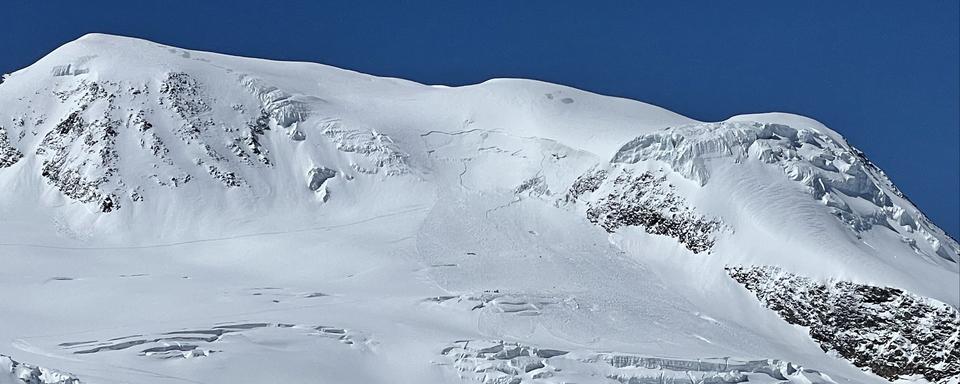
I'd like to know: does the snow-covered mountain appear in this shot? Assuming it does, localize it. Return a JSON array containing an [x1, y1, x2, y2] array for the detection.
[[0, 34, 956, 384]]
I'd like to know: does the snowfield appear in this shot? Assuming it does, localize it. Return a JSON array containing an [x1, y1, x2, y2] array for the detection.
[[0, 34, 957, 384]]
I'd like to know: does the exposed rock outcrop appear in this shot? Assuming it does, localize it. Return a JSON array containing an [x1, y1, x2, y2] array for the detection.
[[728, 265, 960, 383], [564, 167, 724, 254], [0, 126, 23, 168]]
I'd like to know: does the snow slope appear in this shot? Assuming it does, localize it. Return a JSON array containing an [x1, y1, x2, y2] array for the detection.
[[0, 34, 956, 384]]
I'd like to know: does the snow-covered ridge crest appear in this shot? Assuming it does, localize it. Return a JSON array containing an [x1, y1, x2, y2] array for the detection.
[[613, 121, 959, 264]]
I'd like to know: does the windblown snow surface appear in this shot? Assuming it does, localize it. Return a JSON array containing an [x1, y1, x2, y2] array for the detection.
[[0, 34, 957, 384]]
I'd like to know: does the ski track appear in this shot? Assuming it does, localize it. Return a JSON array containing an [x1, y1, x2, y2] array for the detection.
[[0, 205, 429, 251]]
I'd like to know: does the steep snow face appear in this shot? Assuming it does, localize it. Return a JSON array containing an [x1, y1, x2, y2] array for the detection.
[[612, 121, 958, 266], [0, 33, 692, 242], [0, 34, 957, 384]]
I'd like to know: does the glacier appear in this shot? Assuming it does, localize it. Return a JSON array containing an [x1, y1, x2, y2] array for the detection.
[[0, 34, 956, 384]]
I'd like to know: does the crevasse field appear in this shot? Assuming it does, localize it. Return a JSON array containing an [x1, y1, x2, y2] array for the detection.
[[0, 34, 957, 384]]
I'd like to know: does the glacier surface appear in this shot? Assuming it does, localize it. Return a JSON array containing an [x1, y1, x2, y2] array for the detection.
[[0, 34, 957, 384]]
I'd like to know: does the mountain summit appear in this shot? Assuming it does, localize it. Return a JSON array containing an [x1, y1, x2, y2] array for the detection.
[[0, 34, 957, 384]]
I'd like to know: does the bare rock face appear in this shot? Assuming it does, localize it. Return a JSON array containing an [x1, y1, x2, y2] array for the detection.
[[0, 64, 318, 213], [307, 167, 337, 201], [563, 167, 724, 254], [0, 126, 23, 168], [306, 167, 336, 192], [728, 265, 960, 383], [37, 97, 122, 213]]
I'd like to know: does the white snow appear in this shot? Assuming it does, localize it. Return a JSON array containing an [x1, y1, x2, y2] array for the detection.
[[0, 33, 956, 384]]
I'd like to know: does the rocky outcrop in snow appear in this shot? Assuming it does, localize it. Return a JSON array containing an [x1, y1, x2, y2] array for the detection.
[[306, 167, 336, 192], [727, 265, 960, 383], [564, 167, 724, 254], [307, 166, 337, 201], [0, 34, 956, 384], [38, 82, 122, 212], [0, 126, 23, 168], [0, 63, 415, 212], [613, 121, 959, 263]]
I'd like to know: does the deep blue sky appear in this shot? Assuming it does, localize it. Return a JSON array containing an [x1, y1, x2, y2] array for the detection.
[[2, 1, 958, 237]]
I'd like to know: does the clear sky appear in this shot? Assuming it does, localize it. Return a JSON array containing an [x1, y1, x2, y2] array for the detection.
[[2, 1, 957, 237]]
